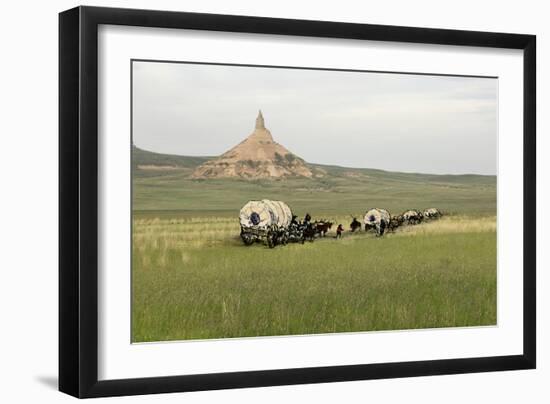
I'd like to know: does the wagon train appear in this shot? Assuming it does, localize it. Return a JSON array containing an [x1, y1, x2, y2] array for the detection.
[[240, 199, 443, 246]]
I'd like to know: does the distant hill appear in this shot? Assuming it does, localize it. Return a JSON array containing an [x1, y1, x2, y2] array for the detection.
[[134, 110, 496, 186], [132, 141, 496, 215], [133, 145, 210, 168], [191, 111, 314, 179], [132, 146, 496, 185], [132, 145, 210, 178], [133, 144, 495, 186]]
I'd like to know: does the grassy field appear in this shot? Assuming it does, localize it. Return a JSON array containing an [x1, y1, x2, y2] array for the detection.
[[131, 148, 497, 342], [132, 148, 496, 217], [132, 215, 496, 342]]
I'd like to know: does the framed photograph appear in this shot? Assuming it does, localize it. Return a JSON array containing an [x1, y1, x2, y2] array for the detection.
[[59, 6, 536, 398]]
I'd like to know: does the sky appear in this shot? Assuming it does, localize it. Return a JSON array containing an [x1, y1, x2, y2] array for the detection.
[[132, 60, 497, 175]]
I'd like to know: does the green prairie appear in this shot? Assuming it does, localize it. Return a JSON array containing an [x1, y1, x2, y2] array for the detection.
[[131, 149, 497, 342]]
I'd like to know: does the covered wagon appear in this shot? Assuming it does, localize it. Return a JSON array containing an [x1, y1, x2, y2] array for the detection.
[[239, 200, 293, 247], [402, 209, 423, 225], [423, 207, 442, 219], [364, 208, 391, 236]]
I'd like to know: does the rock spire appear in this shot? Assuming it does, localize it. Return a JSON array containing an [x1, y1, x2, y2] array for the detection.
[[191, 111, 313, 179]]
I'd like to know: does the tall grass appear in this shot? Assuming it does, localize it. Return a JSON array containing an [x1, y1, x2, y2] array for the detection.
[[132, 215, 496, 342]]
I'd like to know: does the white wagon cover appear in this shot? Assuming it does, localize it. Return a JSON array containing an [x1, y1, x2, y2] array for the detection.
[[403, 209, 421, 220], [239, 200, 293, 228], [364, 208, 390, 224], [423, 208, 440, 216]]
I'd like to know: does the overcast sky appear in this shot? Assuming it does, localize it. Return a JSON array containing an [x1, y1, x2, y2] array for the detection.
[[132, 61, 497, 175]]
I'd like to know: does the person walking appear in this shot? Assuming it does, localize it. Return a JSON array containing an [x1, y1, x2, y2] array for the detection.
[[336, 224, 344, 239]]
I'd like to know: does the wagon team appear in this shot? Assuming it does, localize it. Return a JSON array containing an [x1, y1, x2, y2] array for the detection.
[[239, 199, 442, 248]]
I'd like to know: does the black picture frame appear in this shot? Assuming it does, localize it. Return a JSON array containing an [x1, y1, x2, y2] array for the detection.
[[59, 6, 536, 398]]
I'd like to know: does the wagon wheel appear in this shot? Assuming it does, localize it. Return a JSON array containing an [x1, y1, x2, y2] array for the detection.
[[240, 232, 255, 246], [241, 234, 254, 246], [267, 234, 276, 248]]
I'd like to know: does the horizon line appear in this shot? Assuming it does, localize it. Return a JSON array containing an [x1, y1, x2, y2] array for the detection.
[[133, 144, 497, 177]]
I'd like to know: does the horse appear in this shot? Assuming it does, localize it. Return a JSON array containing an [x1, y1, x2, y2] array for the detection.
[[301, 222, 316, 243], [315, 221, 333, 237], [350, 217, 361, 232]]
